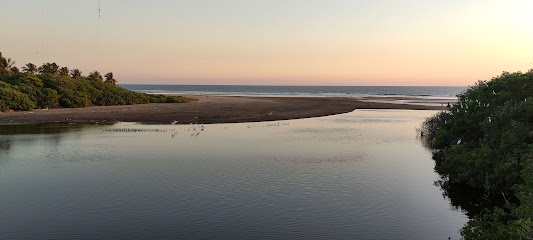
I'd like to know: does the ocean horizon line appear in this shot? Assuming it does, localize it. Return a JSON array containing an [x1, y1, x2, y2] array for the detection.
[[121, 85, 467, 98], [120, 83, 468, 87]]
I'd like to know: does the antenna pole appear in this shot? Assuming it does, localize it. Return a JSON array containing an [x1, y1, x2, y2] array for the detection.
[[98, 0, 101, 18], [94, 0, 102, 71]]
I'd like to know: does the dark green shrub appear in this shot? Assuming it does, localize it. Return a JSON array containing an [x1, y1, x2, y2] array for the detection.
[[423, 70, 533, 239], [1, 51, 194, 110], [0, 87, 35, 111]]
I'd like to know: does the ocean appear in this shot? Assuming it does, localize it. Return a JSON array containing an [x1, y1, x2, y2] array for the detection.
[[121, 85, 466, 98]]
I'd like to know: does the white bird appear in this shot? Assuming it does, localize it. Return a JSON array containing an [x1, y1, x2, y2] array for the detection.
[[457, 139, 462, 145], [171, 120, 178, 125], [488, 117, 491, 122], [493, 90, 496, 95], [525, 98, 527, 102]]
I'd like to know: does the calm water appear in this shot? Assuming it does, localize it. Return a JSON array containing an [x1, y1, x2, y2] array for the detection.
[[0, 110, 467, 239], [122, 85, 467, 98]]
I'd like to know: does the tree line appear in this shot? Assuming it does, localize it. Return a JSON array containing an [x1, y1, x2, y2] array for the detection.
[[422, 70, 533, 239], [0, 51, 192, 112]]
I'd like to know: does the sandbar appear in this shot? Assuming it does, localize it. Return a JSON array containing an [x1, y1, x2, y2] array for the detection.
[[0, 95, 452, 124]]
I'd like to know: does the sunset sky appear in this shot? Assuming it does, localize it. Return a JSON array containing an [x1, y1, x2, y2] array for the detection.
[[2, 0, 532, 86]]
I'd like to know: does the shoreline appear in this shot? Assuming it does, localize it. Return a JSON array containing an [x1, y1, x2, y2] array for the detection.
[[0, 95, 453, 125]]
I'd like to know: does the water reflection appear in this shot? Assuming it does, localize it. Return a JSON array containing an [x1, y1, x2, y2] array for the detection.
[[0, 110, 468, 239], [418, 131, 509, 219], [0, 122, 108, 135], [0, 139, 11, 168], [434, 177, 498, 218], [0, 139, 11, 152]]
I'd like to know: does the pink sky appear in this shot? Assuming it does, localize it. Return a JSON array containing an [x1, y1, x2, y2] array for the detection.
[[2, 0, 533, 86]]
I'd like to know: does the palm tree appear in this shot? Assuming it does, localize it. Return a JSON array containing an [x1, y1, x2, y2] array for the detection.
[[0, 51, 8, 74], [0, 51, 16, 75], [104, 72, 117, 85], [22, 63, 38, 75], [70, 69, 82, 79], [38, 62, 59, 75], [58, 67, 69, 76], [11, 66, 20, 74], [87, 71, 103, 82]]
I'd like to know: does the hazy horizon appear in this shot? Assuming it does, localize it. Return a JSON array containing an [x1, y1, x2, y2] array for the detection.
[[2, 0, 532, 86], [120, 83, 468, 87]]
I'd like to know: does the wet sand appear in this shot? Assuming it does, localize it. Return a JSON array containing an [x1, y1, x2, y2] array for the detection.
[[0, 96, 451, 124]]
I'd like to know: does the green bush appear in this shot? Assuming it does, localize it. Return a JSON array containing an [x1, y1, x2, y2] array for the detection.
[[146, 94, 192, 103], [0, 71, 192, 111], [0, 51, 194, 112], [423, 70, 533, 239], [431, 71, 533, 193], [0, 86, 35, 111]]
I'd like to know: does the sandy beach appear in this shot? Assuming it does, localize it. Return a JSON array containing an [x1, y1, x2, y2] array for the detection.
[[0, 95, 452, 124]]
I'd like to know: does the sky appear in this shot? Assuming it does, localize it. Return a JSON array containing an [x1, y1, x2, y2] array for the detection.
[[1, 0, 532, 86]]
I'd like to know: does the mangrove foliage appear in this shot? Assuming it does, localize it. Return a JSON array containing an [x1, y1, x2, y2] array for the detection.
[[423, 70, 533, 239]]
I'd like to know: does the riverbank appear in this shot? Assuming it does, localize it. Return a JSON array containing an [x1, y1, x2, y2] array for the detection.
[[0, 95, 452, 124]]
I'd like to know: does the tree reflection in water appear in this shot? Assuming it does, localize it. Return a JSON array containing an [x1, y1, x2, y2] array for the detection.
[[419, 135, 512, 220], [0, 122, 111, 135], [0, 122, 114, 169], [0, 139, 12, 167]]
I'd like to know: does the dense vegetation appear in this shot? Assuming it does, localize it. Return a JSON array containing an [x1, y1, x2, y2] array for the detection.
[[422, 70, 533, 239], [0, 51, 192, 112]]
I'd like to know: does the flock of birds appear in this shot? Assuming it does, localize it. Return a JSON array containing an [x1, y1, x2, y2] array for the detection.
[[454, 94, 496, 146], [247, 122, 290, 128], [454, 91, 529, 146], [104, 128, 170, 133], [103, 121, 291, 138], [104, 123, 205, 137], [458, 98, 490, 113]]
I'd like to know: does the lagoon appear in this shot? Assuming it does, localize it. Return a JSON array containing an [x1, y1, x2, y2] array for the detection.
[[0, 110, 466, 239]]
